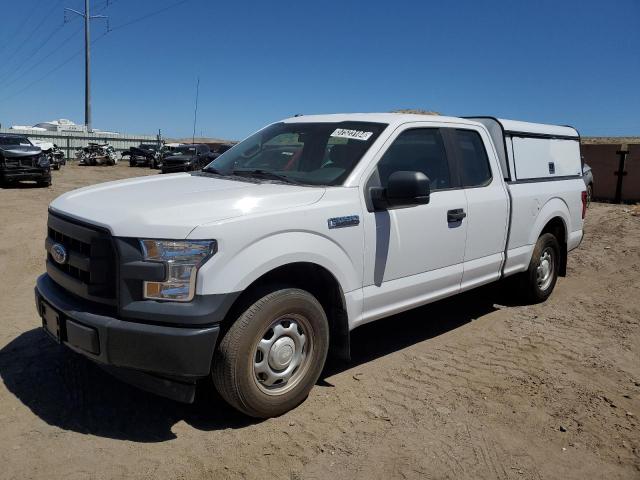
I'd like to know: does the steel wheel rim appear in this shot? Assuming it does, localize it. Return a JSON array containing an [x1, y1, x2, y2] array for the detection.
[[252, 313, 314, 395], [536, 247, 554, 291]]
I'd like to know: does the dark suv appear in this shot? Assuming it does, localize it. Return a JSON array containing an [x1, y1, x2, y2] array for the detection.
[[160, 144, 215, 174], [122, 143, 162, 168], [0, 133, 51, 187]]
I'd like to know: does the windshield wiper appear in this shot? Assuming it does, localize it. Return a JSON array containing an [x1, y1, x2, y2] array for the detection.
[[232, 169, 301, 185], [202, 166, 227, 175]]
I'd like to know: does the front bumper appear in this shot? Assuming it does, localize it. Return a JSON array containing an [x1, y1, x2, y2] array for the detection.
[[1, 167, 50, 182], [35, 273, 223, 402]]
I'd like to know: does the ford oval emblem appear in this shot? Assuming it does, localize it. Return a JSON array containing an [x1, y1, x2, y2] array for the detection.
[[51, 243, 68, 265]]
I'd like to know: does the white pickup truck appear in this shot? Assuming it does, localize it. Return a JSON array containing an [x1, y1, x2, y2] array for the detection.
[[35, 113, 587, 417]]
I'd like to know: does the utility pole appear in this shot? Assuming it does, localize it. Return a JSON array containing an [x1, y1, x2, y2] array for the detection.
[[65, 1, 107, 132]]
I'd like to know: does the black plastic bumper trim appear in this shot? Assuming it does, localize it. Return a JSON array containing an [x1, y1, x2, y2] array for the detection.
[[36, 273, 228, 378]]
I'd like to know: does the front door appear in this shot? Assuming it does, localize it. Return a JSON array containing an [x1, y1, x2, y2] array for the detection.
[[360, 126, 468, 325]]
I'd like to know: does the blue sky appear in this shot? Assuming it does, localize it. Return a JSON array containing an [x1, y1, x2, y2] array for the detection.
[[0, 0, 638, 140]]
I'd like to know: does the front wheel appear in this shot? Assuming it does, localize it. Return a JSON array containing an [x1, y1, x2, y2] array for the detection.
[[519, 233, 560, 303], [586, 183, 593, 208], [213, 287, 329, 418]]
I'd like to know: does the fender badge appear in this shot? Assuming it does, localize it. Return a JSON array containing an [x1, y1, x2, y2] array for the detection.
[[328, 215, 360, 229]]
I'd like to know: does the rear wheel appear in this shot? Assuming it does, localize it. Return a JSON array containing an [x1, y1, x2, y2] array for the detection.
[[519, 233, 560, 303], [213, 287, 329, 418]]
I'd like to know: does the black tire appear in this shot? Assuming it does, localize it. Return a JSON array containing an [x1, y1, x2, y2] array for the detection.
[[52, 163, 60, 171], [129, 159, 136, 167], [37, 178, 51, 188], [586, 183, 593, 208], [213, 287, 329, 418], [519, 233, 560, 303]]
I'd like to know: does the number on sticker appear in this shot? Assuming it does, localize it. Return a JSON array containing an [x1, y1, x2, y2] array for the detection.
[[330, 129, 373, 141]]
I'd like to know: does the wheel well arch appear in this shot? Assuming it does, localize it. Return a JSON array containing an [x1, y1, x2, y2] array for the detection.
[[220, 262, 351, 360], [539, 216, 568, 276]]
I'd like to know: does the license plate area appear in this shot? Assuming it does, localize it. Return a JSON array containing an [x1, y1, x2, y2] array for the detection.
[[40, 300, 64, 343]]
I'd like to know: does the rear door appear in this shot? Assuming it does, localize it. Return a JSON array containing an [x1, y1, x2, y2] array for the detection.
[[445, 128, 509, 290]]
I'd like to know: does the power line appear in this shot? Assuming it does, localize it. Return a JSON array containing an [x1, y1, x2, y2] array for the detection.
[[1, 0, 197, 105], [0, 31, 109, 104], [0, 24, 84, 89], [1, 0, 65, 66], [0, 0, 44, 54], [108, 0, 194, 32], [0, 21, 76, 85]]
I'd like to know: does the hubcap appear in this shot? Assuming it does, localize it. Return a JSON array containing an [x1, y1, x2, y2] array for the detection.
[[253, 314, 313, 395], [268, 337, 295, 370], [536, 248, 554, 291]]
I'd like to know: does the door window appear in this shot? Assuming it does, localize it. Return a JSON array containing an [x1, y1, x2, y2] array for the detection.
[[376, 128, 452, 191], [453, 129, 492, 187]]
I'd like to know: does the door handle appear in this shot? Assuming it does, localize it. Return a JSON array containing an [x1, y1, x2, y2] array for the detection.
[[447, 208, 466, 222]]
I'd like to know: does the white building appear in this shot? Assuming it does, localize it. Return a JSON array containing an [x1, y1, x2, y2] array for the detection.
[[10, 118, 119, 135]]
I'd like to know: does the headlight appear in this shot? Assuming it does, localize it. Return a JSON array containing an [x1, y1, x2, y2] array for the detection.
[[140, 239, 217, 302], [38, 154, 50, 167]]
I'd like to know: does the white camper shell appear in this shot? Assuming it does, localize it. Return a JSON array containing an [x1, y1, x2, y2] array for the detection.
[[467, 117, 582, 182]]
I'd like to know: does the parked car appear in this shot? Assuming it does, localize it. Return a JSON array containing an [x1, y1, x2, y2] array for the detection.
[[121, 143, 162, 168], [0, 133, 51, 187], [153, 143, 183, 170], [209, 143, 235, 158], [160, 144, 214, 173], [35, 113, 586, 418], [76, 143, 117, 166], [582, 162, 593, 207], [32, 140, 66, 170]]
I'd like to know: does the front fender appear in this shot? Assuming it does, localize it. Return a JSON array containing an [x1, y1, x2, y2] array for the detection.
[[197, 231, 359, 296]]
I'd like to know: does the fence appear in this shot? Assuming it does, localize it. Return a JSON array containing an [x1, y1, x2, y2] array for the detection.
[[581, 143, 640, 203], [0, 128, 159, 160]]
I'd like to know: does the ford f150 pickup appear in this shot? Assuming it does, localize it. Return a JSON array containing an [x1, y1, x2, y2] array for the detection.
[[35, 113, 586, 417]]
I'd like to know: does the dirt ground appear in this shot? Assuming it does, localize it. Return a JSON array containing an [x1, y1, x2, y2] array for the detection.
[[0, 164, 638, 480]]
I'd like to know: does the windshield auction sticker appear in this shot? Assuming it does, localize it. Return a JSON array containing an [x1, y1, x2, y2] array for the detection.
[[330, 129, 373, 141]]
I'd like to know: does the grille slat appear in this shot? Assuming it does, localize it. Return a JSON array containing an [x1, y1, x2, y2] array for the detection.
[[46, 213, 116, 304]]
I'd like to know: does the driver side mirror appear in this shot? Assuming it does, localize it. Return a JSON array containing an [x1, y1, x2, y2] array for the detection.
[[370, 170, 430, 210]]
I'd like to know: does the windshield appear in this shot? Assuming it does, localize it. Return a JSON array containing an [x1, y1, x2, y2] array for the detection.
[[204, 121, 387, 186], [171, 146, 197, 155], [0, 136, 33, 147]]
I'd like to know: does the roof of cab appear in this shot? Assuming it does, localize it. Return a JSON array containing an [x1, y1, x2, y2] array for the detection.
[[282, 113, 579, 138], [282, 112, 482, 128]]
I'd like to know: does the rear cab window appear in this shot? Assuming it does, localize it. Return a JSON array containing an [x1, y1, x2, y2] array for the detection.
[[451, 129, 493, 187]]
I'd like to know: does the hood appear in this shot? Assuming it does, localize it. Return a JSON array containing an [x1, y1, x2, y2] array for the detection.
[[49, 173, 326, 238], [0, 145, 42, 158]]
